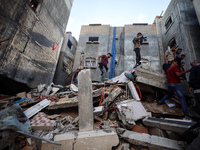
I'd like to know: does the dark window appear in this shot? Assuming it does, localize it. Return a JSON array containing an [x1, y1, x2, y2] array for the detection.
[[30, 0, 40, 11], [165, 16, 172, 29], [168, 37, 176, 48], [67, 40, 72, 49], [89, 37, 99, 42]]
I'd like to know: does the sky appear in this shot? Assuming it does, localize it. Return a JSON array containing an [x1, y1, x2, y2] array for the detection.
[[66, 0, 171, 40]]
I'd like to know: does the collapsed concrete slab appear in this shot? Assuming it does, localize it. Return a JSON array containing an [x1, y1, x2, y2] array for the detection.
[[41, 130, 119, 150], [107, 71, 129, 83], [117, 100, 149, 124], [135, 68, 167, 89], [47, 97, 78, 110], [142, 102, 184, 116], [143, 117, 194, 133], [116, 128, 186, 150]]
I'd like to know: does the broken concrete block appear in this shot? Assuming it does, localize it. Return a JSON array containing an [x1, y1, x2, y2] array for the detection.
[[148, 127, 167, 138], [24, 99, 51, 118], [101, 86, 123, 106], [143, 117, 194, 133], [135, 68, 167, 89], [94, 106, 104, 114], [117, 100, 149, 123], [47, 97, 78, 110], [78, 69, 94, 132], [42, 130, 119, 150], [128, 81, 140, 101], [116, 128, 186, 150]]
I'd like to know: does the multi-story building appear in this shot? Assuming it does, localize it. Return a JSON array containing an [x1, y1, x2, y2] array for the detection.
[[73, 0, 200, 82], [0, 0, 74, 88], [191, 0, 200, 25], [73, 24, 161, 82], [157, 0, 200, 70], [53, 32, 77, 85]]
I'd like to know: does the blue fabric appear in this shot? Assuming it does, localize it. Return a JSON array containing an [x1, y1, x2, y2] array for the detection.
[[110, 27, 116, 79], [73, 78, 78, 84], [101, 66, 106, 82], [160, 83, 188, 116]]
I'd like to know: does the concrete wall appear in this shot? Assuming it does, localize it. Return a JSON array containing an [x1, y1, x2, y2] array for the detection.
[[160, 0, 200, 70], [192, 0, 200, 25], [73, 25, 111, 82], [53, 32, 77, 85], [124, 24, 161, 72], [0, 0, 73, 88]]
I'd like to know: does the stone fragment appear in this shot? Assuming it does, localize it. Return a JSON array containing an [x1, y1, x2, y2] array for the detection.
[[116, 128, 186, 150]]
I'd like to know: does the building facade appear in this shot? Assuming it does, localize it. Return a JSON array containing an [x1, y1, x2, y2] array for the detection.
[[53, 32, 77, 85], [191, 0, 200, 25], [73, 0, 200, 82], [0, 0, 73, 88], [157, 0, 200, 70], [73, 24, 161, 82]]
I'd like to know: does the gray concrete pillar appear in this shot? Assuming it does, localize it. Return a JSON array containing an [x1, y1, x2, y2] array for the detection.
[[78, 69, 94, 131]]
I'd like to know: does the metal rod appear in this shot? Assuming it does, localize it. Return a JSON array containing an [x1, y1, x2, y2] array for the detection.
[[16, 131, 62, 146]]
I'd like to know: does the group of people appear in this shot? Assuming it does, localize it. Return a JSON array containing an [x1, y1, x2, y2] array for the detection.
[[159, 45, 200, 118], [68, 32, 200, 118]]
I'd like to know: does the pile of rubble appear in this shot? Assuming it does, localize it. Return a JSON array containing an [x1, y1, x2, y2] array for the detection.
[[0, 67, 200, 150]]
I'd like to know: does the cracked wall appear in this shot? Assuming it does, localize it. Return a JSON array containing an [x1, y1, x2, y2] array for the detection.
[[0, 0, 73, 88]]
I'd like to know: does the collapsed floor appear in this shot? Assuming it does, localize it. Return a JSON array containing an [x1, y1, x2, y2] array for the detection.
[[0, 67, 200, 150]]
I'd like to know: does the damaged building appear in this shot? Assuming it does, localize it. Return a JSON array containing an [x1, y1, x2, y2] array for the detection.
[[0, 0, 200, 150], [73, 0, 200, 82], [0, 0, 74, 90]]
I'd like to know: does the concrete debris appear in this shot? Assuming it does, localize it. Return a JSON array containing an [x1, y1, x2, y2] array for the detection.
[[143, 117, 194, 133], [42, 130, 119, 150], [116, 128, 186, 150], [135, 67, 167, 89], [24, 99, 51, 118], [117, 100, 149, 124], [0, 68, 199, 150]]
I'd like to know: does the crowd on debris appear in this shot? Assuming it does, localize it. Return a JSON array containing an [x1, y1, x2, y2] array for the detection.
[[0, 32, 200, 150], [0, 62, 200, 150]]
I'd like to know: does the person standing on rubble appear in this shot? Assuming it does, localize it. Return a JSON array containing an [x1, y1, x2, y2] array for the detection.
[[189, 60, 200, 114], [98, 53, 112, 82], [68, 69, 81, 84], [158, 60, 190, 117], [132, 32, 143, 68]]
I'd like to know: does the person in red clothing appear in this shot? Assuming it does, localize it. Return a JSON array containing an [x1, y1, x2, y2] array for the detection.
[[98, 53, 112, 82], [158, 60, 190, 117]]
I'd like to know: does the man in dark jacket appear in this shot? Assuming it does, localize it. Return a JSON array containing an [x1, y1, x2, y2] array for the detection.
[[189, 60, 200, 114]]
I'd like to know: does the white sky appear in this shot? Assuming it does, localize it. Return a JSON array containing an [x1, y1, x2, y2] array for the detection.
[[66, 0, 171, 40]]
